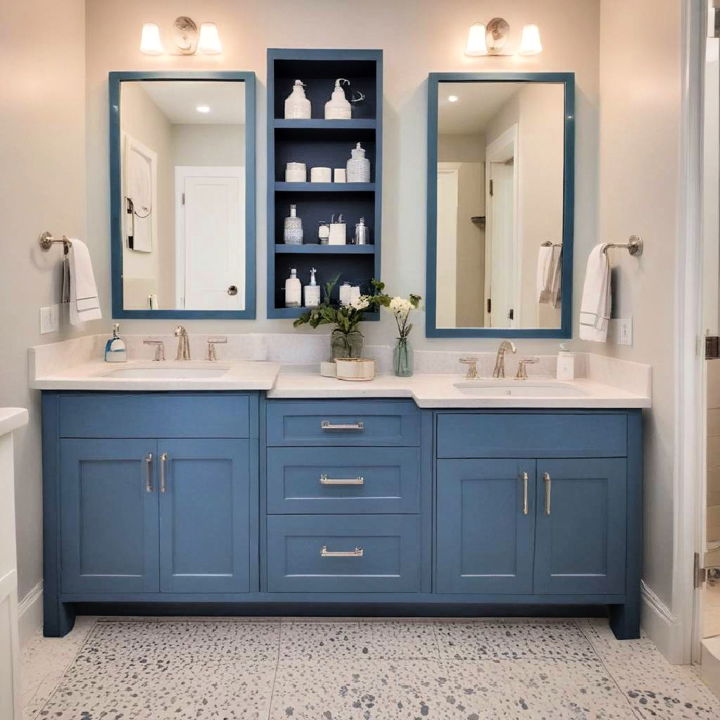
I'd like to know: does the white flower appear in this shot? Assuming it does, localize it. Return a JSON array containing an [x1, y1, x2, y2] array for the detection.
[[389, 296, 412, 317], [350, 295, 370, 311]]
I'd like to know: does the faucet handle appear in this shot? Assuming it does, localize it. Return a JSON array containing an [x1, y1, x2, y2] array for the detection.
[[207, 336, 228, 361], [515, 356, 540, 380], [459, 357, 479, 379]]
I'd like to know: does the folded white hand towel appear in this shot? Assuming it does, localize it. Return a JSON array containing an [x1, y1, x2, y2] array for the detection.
[[579, 244, 610, 342], [537, 245, 563, 306], [68, 239, 102, 326]]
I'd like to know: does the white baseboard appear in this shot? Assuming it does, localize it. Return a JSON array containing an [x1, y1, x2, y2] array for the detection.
[[641, 580, 686, 663], [18, 582, 43, 648]]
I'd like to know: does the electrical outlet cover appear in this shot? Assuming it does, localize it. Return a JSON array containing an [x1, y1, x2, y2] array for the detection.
[[39, 304, 60, 334]]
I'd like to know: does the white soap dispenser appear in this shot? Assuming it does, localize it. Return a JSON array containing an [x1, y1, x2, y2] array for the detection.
[[304, 267, 321, 308], [284, 268, 302, 308], [104, 323, 127, 363], [556, 344, 576, 380], [346, 142, 371, 183], [325, 78, 352, 120], [284, 80, 311, 119]]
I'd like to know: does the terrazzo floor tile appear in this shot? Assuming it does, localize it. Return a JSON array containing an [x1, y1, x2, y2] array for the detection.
[[435, 618, 598, 662]]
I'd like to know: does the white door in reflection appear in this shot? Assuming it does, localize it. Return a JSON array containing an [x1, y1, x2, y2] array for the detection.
[[485, 125, 519, 328], [175, 167, 245, 310]]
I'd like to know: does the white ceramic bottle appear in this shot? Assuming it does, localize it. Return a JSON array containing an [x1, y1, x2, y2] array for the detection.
[[324, 78, 352, 119], [285, 268, 302, 308], [284, 80, 311, 119], [346, 143, 370, 183], [304, 267, 320, 308], [283, 204, 304, 244]]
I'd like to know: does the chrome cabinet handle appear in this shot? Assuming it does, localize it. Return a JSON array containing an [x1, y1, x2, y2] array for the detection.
[[543, 472, 552, 515], [320, 474, 365, 486], [320, 546, 364, 558], [521, 471, 529, 515], [320, 420, 365, 432], [160, 452, 168, 493], [144, 453, 153, 492]]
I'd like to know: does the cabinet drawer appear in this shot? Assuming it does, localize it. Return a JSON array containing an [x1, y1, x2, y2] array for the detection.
[[266, 400, 420, 446], [267, 447, 420, 514], [266, 515, 422, 592], [437, 413, 627, 458], [58, 393, 251, 439]]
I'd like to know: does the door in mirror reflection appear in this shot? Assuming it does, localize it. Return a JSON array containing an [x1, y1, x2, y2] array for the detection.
[[435, 81, 566, 330], [119, 80, 246, 311]]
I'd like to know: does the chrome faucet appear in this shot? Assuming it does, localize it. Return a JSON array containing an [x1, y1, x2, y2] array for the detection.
[[207, 337, 227, 361], [459, 357, 479, 379], [174, 326, 191, 360], [492, 340, 517, 378], [515, 357, 539, 380], [143, 339, 166, 361]]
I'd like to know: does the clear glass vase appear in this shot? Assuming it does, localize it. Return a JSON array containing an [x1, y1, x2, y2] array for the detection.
[[393, 337, 413, 377], [331, 329, 364, 359]]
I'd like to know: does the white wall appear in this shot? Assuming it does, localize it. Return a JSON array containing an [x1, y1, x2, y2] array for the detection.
[[85, 0, 600, 349], [590, 0, 682, 614], [0, 0, 94, 602]]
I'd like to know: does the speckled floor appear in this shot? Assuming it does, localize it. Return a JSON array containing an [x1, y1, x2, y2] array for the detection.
[[21, 616, 720, 719]]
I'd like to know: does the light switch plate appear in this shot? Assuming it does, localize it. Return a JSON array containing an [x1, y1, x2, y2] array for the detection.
[[39, 304, 60, 334], [609, 317, 633, 346]]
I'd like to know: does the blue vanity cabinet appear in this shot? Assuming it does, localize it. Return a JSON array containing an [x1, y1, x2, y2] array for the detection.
[[59, 438, 160, 594], [533, 458, 627, 595], [158, 439, 252, 594], [436, 459, 536, 594]]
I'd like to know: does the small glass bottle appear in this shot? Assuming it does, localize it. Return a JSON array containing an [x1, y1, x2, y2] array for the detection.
[[283, 204, 304, 244]]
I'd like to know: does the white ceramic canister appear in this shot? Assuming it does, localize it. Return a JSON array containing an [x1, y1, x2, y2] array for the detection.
[[285, 162, 307, 183], [328, 215, 347, 245], [335, 357, 375, 382], [346, 142, 370, 183], [310, 166, 332, 183], [339, 281, 353, 305], [334, 168, 346, 183]]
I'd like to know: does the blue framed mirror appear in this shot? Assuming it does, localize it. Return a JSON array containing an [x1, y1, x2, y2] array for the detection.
[[109, 71, 256, 319], [426, 72, 574, 338]]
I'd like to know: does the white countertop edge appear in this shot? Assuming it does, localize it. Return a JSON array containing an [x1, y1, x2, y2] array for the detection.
[[0, 408, 29, 436]]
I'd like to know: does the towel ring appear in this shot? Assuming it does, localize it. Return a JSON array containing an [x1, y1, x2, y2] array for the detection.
[[603, 235, 643, 257], [39, 232, 72, 255]]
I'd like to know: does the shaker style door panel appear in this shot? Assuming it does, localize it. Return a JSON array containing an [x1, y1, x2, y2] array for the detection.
[[158, 439, 252, 593], [436, 459, 536, 594], [59, 439, 159, 593], [533, 458, 627, 595]]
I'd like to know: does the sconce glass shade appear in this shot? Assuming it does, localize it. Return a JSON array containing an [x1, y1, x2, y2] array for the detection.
[[140, 23, 164, 55], [519, 24, 543, 55], [465, 23, 488, 56], [197, 23, 222, 54]]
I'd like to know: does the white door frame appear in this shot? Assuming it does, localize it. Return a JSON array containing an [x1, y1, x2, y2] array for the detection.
[[174, 166, 244, 309], [485, 124, 521, 327], [436, 163, 461, 328], [675, 0, 707, 665]]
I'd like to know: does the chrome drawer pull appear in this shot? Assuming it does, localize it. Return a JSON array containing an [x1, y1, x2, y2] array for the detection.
[[320, 545, 364, 558], [320, 474, 365, 486], [321, 420, 365, 432], [543, 472, 552, 515], [521, 471, 529, 515], [160, 452, 168, 493], [144, 453, 153, 493]]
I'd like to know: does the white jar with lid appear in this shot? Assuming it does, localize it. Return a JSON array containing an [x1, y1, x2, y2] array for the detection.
[[346, 143, 370, 183]]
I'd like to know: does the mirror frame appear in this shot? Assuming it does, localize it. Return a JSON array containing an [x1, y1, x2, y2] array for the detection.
[[425, 72, 575, 338], [109, 70, 256, 319]]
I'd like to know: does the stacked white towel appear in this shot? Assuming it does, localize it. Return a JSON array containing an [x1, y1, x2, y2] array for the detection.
[[68, 239, 102, 326], [537, 245, 562, 307], [579, 244, 611, 342]]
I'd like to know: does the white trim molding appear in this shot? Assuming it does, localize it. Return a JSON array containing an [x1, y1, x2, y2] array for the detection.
[[641, 581, 685, 663], [18, 581, 43, 648]]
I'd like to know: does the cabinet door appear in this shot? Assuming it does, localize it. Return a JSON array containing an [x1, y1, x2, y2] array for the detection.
[[60, 439, 159, 593], [159, 439, 251, 593], [436, 459, 535, 593], [534, 458, 627, 594]]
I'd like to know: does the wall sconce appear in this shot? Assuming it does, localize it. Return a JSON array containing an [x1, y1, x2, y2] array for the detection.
[[140, 17, 223, 56], [465, 17, 542, 57]]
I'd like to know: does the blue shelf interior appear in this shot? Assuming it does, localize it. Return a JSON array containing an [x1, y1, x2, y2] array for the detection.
[[268, 50, 382, 319]]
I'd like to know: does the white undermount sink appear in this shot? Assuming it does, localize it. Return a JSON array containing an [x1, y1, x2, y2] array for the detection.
[[104, 365, 230, 379], [453, 380, 589, 398]]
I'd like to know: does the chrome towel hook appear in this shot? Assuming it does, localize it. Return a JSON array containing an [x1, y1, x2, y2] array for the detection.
[[603, 235, 643, 257], [39, 231, 72, 255]]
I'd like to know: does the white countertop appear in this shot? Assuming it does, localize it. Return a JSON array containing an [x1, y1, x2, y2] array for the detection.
[[29, 360, 649, 408], [0, 408, 29, 436]]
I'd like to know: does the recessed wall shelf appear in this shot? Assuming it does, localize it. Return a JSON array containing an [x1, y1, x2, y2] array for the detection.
[[267, 49, 383, 318]]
